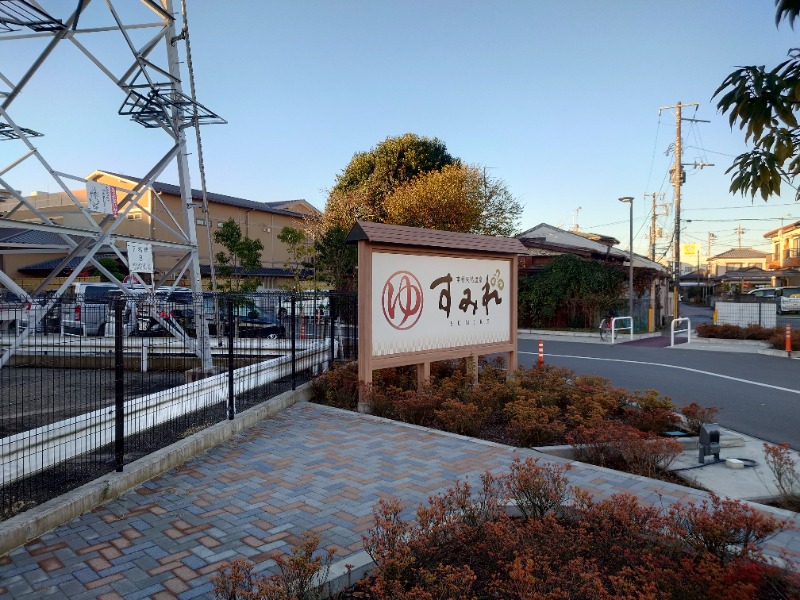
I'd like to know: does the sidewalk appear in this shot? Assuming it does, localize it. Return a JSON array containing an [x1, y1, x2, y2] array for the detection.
[[519, 328, 797, 357], [1, 402, 798, 599]]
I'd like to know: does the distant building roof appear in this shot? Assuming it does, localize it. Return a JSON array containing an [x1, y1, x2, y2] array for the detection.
[[708, 247, 769, 260], [199, 265, 311, 278], [91, 170, 315, 219], [572, 230, 621, 246], [0, 227, 71, 247], [18, 254, 117, 275], [517, 223, 627, 261], [764, 220, 800, 239]]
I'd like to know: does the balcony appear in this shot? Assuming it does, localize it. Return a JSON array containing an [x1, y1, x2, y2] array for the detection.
[[784, 248, 800, 268]]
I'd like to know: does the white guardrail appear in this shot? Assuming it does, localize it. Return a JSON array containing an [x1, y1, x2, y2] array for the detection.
[[610, 316, 633, 344], [0, 341, 335, 485], [671, 317, 691, 346]]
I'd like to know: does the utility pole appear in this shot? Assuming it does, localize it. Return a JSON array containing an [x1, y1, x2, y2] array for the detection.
[[707, 232, 716, 268], [650, 193, 658, 261], [659, 101, 708, 320], [735, 223, 745, 247], [646, 192, 666, 331], [706, 231, 717, 290]]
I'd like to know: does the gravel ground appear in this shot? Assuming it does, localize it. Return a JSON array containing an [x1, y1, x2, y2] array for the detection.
[[0, 367, 185, 437]]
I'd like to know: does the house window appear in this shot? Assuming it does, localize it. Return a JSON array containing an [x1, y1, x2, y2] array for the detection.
[[217, 221, 225, 227], [126, 212, 142, 220], [196, 218, 206, 226]]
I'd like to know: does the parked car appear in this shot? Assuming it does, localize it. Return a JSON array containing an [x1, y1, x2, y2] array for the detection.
[[776, 286, 800, 314], [746, 286, 800, 313], [0, 290, 28, 333], [230, 304, 285, 338], [60, 282, 121, 336], [747, 287, 777, 298], [19, 292, 62, 334], [148, 295, 285, 339]]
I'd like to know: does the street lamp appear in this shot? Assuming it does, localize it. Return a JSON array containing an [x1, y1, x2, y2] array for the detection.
[[619, 197, 634, 325]]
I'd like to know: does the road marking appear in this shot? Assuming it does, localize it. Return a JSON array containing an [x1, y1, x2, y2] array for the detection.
[[519, 352, 800, 396]]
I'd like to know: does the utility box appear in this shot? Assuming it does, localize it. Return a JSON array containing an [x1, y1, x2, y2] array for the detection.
[[698, 423, 721, 464]]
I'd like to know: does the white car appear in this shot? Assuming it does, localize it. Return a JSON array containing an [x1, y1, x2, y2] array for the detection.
[[776, 287, 800, 314]]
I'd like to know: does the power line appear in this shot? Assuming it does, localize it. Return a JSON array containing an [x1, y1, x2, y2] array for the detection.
[[684, 216, 793, 223], [683, 146, 737, 158], [683, 202, 799, 211]]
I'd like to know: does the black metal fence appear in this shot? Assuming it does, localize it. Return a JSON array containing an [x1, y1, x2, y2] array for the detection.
[[0, 290, 357, 519]]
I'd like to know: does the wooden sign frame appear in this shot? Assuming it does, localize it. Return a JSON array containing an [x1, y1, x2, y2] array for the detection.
[[346, 221, 526, 412]]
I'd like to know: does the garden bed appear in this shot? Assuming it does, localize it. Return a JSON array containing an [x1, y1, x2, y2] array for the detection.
[[309, 359, 715, 481]]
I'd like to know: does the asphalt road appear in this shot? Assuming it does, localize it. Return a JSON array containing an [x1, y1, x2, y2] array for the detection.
[[518, 337, 800, 449]]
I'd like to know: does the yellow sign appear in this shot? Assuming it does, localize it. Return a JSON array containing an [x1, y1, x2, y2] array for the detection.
[[681, 243, 700, 256]]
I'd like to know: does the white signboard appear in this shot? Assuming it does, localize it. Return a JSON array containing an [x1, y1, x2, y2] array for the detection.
[[127, 241, 153, 274], [86, 181, 118, 215], [371, 252, 511, 356]]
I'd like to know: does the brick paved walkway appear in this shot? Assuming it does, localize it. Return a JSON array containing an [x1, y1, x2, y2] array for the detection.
[[1, 402, 798, 599]]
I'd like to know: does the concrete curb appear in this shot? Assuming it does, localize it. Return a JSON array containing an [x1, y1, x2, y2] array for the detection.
[[0, 384, 312, 558], [518, 329, 663, 341], [519, 328, 799, 357]]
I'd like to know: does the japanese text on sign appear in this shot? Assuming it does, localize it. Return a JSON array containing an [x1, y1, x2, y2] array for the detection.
[[373, 252, 511, 356], [127, 241, 153, 274], [86, 181, 118, 215]]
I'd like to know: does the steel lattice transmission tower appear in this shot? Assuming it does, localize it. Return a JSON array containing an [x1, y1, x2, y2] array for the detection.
[[0, 0, 225, 370]]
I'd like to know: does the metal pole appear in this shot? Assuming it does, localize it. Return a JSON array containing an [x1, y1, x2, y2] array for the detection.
[[114, 300, 125, 472], [291, 296, 297, 390], [629, 199, 634, 322], [329, 293, 336, 365], [619, 197, 634, 325], [227, 299, 234, 420]]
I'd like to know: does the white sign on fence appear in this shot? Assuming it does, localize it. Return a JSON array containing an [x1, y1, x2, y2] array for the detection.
[[86, 181, 118, 215], [371, 252, 511, 356], [127, 241, 154, 273]]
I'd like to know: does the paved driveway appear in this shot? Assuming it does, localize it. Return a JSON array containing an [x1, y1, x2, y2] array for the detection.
[[1, 403, 798, 599]]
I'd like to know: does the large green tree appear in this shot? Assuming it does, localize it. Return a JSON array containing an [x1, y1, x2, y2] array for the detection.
[[327, 133, 456, 228], [320, 133, 522, 290], [714, 0, 800, 201], [213, 218, 264, 293], [327, 133, 521, 235], [385, 163, 521, 237]]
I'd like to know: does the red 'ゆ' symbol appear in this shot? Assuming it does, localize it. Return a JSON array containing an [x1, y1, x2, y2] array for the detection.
[[382, 270, 423, 330]]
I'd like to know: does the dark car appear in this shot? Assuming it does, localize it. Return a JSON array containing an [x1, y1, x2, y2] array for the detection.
[[155, 297, 285, 339], [230, 305, 285, 338]]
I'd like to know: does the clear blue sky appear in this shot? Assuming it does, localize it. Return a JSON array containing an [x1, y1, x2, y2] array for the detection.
[[3, 1, 799, 262]]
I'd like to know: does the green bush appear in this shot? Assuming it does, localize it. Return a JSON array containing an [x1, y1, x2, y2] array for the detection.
[[696, 323, 800, 350]]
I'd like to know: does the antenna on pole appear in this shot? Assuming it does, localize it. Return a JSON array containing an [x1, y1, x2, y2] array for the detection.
[[570, 206, 582, 232]]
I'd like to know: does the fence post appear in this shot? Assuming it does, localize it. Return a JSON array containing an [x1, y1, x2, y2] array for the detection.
[[227, 299, 235, 420], [329, 294, 336, 365], [114, 299, 124, 472], [291, 296, 296, 390]]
